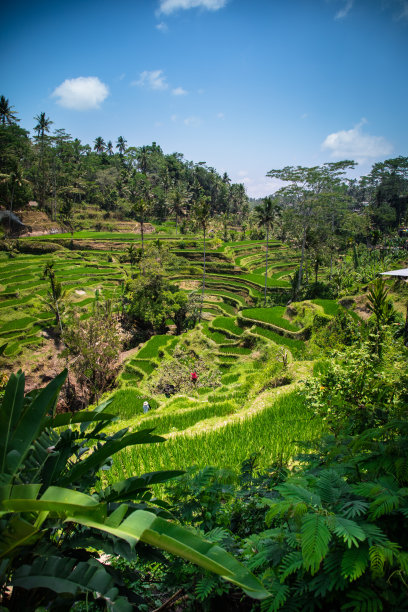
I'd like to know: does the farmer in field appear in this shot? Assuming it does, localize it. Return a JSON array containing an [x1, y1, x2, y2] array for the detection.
[[143, 400, 150, 414], [191, 371, 198, 384]]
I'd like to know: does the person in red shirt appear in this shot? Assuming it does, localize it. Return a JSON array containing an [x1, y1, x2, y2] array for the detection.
[[191, 371, 198, 383]]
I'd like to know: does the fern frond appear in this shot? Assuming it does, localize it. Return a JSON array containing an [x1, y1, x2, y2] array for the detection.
[[301, 514, 331, 575], [328, 516, 366, 548], [341, 499, 370, 519], [261, 581, 290, 612], [341, 586, 383, 612], [204, 527, 230, 543], [277, 482, 321, 507], [266, 501, 294, 525], [368, 545, 394, 577], [359, 523, 389, 546], [279, 551, 303, 582], [369, 494, 400, 519], [341, 545, 369, 581], [316, 469, 350, 505], [195, 574, 217, 601]]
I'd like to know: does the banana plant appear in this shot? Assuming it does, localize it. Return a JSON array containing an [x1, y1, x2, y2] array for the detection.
[[0, 370, 269, 610]]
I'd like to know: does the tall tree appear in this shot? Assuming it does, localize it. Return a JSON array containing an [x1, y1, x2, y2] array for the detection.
[[106, 140, 114, 156], [132, 198, 150, 252], [255, 197, 281, 305], [116, 135, 127, 157], [33, 112, 53, 208], [193, 195, 211, 317], [93, 136, 106, 154], [0, 96, 19, 125], [169, 185, 190, 234], [267, 162, 355, 296]]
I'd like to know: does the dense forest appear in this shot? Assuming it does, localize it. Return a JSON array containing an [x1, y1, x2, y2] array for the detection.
[[1, 96, 408, 611]]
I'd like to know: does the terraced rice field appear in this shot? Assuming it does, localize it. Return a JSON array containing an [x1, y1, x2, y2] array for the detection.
[[3, 231, 341, 477]]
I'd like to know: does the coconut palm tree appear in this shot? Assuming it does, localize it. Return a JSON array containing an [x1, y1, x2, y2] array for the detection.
[[106, 140, 114, 156], [169, 185, 190, 234], [93, 136, 106, 154], [133, 198, 150, 252], [34, 112, 53, 139], [254, 196, 282, 306], [0, 96, 19, 125], [33, 112, 53, 208], [116, 135, 127, 156], [193, 195, 211, 318]]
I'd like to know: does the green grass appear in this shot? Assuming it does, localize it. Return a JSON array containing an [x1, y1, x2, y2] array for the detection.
[[252, 326, 305, 357], [241, 307, 300, 331], [218, 346, 252, 355], [211, 316, 244, 336], [106, 391, 324, 479], [238, 273, 291, 288], [104, 389, 159, 419], [201, 325, 236, 345], [136, 335, 173, 359], [312, 299, 340, 316]]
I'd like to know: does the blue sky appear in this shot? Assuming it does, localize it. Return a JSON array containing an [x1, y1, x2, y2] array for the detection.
[[1, 0, 407, 197]]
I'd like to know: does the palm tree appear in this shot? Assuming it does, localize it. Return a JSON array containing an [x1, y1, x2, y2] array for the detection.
[[116, 136, 127, 155], [33, 112, 53, 208], [133, 198, 150, 251], [169, 185, 190, 234], [106, 140, 114, 156], [193, 195, 212, 318], [0, 161, 29, 233], [0, 96, 19, 125], [34, 112, 53, 139], [42, 261, 64, 335], [254, 197, 282, 306], [93, 136, 106, 153]]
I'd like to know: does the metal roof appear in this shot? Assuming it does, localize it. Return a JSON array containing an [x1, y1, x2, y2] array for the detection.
[[380, 268, 408, 277]]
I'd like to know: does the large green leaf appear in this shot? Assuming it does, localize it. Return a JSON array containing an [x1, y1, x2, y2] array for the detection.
[[0, 370, 26, 476], [1, 370, 67, 483], [99, 471, 184, 503], [61, 429, 166, 485], [47, 411, 117, 428], [0, 515, 41, 559], [11, 556, 132, 611], [73, 508, 270, 599], [0, 486, 106, 524]]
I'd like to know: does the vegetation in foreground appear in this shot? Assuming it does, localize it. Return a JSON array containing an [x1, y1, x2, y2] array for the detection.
[[1, 98, 408, 610]]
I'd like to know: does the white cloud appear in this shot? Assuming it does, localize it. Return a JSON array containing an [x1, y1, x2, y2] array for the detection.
[[216, 112, 225, 119], [133, 70, 168, 90], [156, 21, 168, 31], [52, 76, 109, 110], [396, 1, 408, 20], [184, 116, 202, 127], [322, 120, 393, 160], [233, 173, 281, 199], [301, 112, 308, 119], [158, 0, 227, 15], [335, 0, 354, 19], [172, 87, 188, 95], [171, 114, 178, 122]]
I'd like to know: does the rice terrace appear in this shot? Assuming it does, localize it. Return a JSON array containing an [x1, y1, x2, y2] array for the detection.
[[1, 1, 408, 610]]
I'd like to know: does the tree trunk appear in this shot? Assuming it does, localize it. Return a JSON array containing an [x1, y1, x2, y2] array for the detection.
[[141, 219, 144, 251], [297, 227, 307, 296], [175, 213, 178, 235], [264, 226, 269, 306], [200, 226, 206, 319], [8, 184, 15, 234]]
